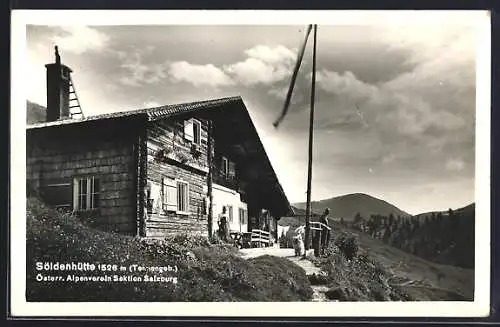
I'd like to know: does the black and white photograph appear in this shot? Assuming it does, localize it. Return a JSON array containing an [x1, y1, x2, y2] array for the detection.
[[11, 10, 491, 317]]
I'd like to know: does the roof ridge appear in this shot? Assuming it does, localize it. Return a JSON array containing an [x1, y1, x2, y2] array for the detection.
[[27, 95, 243, 129]]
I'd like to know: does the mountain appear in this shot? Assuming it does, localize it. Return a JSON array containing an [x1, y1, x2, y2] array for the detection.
[[294, 193, 410, 221], [27, 100, 46, 124], [414, 203, 475, 219]]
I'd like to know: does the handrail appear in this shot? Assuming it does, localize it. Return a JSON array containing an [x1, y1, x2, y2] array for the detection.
[[310, 221, 331, 231]]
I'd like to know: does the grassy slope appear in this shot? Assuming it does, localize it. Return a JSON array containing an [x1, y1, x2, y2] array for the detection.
[[328, 223, 474, 301], [27, 197, 312, 302]]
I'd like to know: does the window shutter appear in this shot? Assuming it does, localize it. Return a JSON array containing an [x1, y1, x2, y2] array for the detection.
[[150, 181, 162, 214], [201, 125, 208, 144], [184, 119, 194, 142], [228, 161, 236, 178], [162, 177, 177, 212]]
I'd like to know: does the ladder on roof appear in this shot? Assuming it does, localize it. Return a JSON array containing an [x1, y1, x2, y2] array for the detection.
[[68, 75, 85, 119]]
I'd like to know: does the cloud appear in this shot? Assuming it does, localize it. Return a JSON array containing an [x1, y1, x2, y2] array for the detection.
[[245, 45, 296, 64], [168, 61, 234, 87], [116, 48, 168, 87], [316, 70, 379, 102], [51, 26, 110, 54], [224, 45, 297, 86], [313, 67, 470, 141], [267, 86, 305, 105]]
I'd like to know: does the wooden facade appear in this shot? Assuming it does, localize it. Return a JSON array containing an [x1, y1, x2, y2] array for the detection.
[[26, 97, 293, 240], [144, 116, 210, 237]]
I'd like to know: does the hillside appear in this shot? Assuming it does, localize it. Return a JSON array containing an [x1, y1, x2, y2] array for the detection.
[[276, 219, 474, 301], [294, 193, 410, 221], [411, 203, 475, 268], [27, 100, 46, 124], [26, 196, 313, 302], [348, 203, 475, 269], [327, 223, 474, 301]]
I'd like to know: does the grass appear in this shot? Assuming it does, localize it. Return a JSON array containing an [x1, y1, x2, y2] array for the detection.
[[312, 224, 474, 301], [26, 196, 312, 302]]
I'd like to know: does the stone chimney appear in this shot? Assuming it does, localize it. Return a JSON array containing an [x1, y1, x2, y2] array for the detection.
[[45, 46, 72, 122]]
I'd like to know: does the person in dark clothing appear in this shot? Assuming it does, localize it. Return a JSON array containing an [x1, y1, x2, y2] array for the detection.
[[219, 206, 229, 242], [320, 208, 331, 254]]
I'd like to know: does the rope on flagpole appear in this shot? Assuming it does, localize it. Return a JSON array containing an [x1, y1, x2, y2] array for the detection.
[[273, 25, 313, 128]]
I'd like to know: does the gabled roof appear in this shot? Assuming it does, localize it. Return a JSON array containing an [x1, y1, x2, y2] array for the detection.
[[27, 96, 241, 130]]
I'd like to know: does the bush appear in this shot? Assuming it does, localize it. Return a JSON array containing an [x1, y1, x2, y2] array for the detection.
[[26, 197, 312, 302], [334, 232, 359, 260], [311, 247, 412, 302]]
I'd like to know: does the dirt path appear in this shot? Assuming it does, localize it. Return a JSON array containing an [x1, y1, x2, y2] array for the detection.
[[239, 247, 331, 301]]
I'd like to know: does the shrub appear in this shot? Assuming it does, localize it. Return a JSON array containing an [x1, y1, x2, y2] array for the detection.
[[334, 232, 359, 260], [311, 248, 412, 301]]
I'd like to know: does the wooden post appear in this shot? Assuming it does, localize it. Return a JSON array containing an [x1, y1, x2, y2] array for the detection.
[[207, 120, 214, 238], [304, 24, 318, 257]]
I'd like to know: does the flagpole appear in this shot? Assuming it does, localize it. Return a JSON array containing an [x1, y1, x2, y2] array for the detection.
[[304, 24, 317, 258]]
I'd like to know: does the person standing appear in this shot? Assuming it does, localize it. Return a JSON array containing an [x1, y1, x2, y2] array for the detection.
[[320, 208, 331, 254], [218, 206, 229, 242]]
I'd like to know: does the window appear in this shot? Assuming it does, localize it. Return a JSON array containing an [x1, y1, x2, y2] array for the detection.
[[73, 176, 99, 211], [221, 156, 229, 176], [177, 180, 189, 213], [184, 119, 201, 145], [239, 208, 244, 225], [228, 205, 233, 223], [193, 120, 201, 145], [238, 208, 247, 232], [228, 161, 236, 179]]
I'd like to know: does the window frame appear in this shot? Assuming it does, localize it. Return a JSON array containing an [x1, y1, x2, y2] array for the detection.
[[221, 156, 229, 177], [228, 205, 233, 223], [175, 179, 190, 215], [192, 119, 202, 146], [73, 175, 100, 212]]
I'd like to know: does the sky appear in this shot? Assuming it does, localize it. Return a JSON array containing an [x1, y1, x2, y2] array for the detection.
[[25, 20, 479, 215]]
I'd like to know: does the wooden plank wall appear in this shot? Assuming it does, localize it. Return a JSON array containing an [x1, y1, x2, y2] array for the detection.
[[145, 117, 211, 237], [26, 122, 139, 235]]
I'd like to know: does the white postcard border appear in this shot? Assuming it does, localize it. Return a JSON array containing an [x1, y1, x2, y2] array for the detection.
[[10, 9, 491, 318]]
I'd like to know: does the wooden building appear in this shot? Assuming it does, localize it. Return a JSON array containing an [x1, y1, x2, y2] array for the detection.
[[26, 50, 292, 240]]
